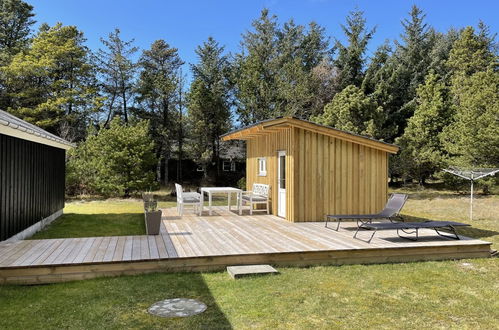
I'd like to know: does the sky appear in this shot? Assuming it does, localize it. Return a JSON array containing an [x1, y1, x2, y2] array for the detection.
[[28, 0, 499, 76]]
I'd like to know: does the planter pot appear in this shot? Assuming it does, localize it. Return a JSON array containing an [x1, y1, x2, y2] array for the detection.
[[145, 210, 162, 235]]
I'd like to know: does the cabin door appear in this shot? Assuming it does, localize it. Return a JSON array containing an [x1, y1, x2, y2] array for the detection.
[[277, 151, 286, 218]]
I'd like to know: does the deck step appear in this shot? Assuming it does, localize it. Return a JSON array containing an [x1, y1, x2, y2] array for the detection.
[[227, 264, 279, 279]]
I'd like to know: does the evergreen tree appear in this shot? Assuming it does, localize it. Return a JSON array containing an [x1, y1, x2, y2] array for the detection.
[[362, 41, 392, 96], [135, 39, 184, 184], [301, 21, 330, 71], [334, 9, 375, 90], [95, 28, 138, 124], [0, 0, 35, 62], [441, 26, 499, 167], [446, 25, 498, 76], [312, 85, 383, 138], [274, 19, 316, 118], [234, 9, 280, 124], [372, 5, 435, 141], [235, 9, 330, 122], [427, 29, 459, 78], [1, 23, 98, 138], [67, 118, 157, 197], [441, 70, 499, 167], [396, 73, 452, 184], [188, 37, 232, 178]]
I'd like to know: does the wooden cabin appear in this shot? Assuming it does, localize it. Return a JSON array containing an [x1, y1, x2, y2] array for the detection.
[[0, 110, 73, 241], [222, 117, 399, 222]]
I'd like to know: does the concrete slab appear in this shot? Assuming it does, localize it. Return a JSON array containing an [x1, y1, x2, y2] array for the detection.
[[227, 264, 279, 279]]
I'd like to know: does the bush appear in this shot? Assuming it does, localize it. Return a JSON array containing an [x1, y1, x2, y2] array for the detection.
[[439, 172, 468, 193], [66, 118, 158, 197], [237, 177, 246, 190]]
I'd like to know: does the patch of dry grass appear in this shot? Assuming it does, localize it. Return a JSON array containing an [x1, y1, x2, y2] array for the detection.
[[391, 186, 499, 248]]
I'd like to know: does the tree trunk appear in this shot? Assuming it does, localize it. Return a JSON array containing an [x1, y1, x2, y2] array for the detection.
[[156, 150, 162, 183], [163, 156, 169, 186], [162, 98, 170, 185], [177, 122, 183, 183], [122, 90, 128, 123]]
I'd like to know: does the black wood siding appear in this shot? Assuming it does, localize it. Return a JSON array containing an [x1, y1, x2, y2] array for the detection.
[[0, 134, 66, 240]]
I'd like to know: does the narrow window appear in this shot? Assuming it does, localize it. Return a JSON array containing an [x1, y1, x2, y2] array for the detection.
[[258, 158, 267, 176], [222, 161, 231, 172]]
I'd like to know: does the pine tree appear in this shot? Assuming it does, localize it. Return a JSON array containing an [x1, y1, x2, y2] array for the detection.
[[441, 26, 499, 167], [1, 23, 98, 138], [396, 73, 452, 184], [235, 10, 330, 122], [67, 118, 157, 197], [333, 9, 376, 90], [446, 25, 498, 76], [188, 37, 232, 178], [234, 9, 279, 125], [135, 39, 184, 185], [441, 70, 499, 167], [372, 5, 435, 141], [0, 0, 35, 62], [312, 85, 383, 138], [95, 28, 138, 124]]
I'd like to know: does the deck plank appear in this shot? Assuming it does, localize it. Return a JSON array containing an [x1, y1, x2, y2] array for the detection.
[[154, 234, 168, 258], [147, 236, 159, 259], [17, 239, 58, 266], [93, 237, 111, 263], [122, 236, 133, 261], [103, 237, 118, 262], [161, 230, 178, 258], [82, 237, 104, 263], [112, 236, 126, 262], [73, 238, 96, 264], [0, 206, 491, 285], [131, 236, 142, 260], [10, 240, 52, 266]]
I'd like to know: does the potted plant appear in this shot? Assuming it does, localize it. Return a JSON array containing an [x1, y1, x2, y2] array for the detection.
[[143, 192, 162, 235]]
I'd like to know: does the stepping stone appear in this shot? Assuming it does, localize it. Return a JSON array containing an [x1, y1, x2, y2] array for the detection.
[[148, 298, 207, 318], [227, 264, 279, 279]]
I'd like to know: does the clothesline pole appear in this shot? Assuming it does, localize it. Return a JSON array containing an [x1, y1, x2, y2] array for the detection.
[[442, 168, 499, 222], [470, 174, 473, 222]]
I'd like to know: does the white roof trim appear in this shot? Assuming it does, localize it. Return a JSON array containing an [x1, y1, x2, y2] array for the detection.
[[0, 110, 74, 150]]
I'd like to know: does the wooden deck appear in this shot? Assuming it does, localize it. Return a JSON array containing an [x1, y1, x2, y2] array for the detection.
[[0, 207, 492, 285]]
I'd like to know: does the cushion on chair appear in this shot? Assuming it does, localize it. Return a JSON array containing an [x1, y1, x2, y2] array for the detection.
[[183, 192, 201, 198], [242, 194, 267, 202], [182, 197, 200, 203]]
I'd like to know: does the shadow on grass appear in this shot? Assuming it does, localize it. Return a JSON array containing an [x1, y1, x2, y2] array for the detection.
[[0, 271, 232, 329], [29, 213, 146, 239], [401, 215, 499, 240]]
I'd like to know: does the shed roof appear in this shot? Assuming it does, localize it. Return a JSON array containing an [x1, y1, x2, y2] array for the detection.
[[0, 110, 74, 150], [221, 117, 399, 154]]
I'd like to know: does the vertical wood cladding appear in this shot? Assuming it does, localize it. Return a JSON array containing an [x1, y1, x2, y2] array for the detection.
[[0, 134, 65, 240], [246, 127, 388, 222]]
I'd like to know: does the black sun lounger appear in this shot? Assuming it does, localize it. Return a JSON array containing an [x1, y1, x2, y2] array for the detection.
[[325, 193, 408, 230], [353, 221, 470, 243]]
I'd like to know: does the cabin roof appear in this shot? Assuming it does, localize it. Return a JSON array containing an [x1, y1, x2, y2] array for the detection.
[[0, 110, 74, 150], [221, 117, 399, 154]]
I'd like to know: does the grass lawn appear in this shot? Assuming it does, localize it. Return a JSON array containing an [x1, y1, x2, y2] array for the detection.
[[2, 186, 497, 329], [0, 260, 497, 329], [29, 196, 230, 239]]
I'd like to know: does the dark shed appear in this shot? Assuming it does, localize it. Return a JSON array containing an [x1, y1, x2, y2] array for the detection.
[[0, 110, 73, 241]]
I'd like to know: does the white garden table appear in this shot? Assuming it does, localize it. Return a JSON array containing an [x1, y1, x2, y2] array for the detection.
[[199, 187, 242, 216]]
